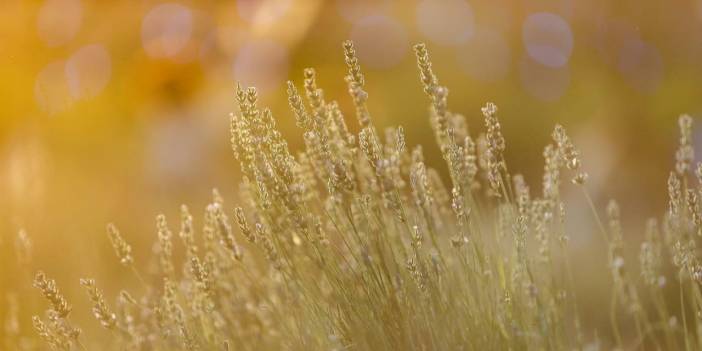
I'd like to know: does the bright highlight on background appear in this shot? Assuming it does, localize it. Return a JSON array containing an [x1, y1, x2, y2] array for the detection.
[[416, 0, 475, 46], [351, 15, 408, 69], [37, 0, 82, 47], [522, 12, 573, 68], [66, 44, 112, 99], [141, 3, 193, 59]]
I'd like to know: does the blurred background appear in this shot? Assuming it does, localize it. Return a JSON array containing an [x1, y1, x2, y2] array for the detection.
[[2, 0, 702, 344]]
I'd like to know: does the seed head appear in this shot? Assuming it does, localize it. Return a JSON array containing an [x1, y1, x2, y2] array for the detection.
[[179, 204, 197, 258], [107, 223, 133, 266], [156, 214, 174, 277], [639, 220, 662, 287], [482, 102, 505, 195], [676, 114, 694, 175], [32, 315, 69, 351], [463, 136, 478, 188], [552, 125, 581, 170], [234, 206, 256, 243], [189, 256, 214, 307], [668, 172, 682, 218], [413, 43, 438, 95], [343, 40, 364, 87], [287, 81, 312, 131], [33, 271, 72, 318], [79, 278, 117, 329], [256, 223, 280, 269], [212, 204, 243, 261]]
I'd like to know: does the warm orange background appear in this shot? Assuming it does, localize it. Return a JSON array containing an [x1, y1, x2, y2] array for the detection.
[[2, 0, 702, 341]]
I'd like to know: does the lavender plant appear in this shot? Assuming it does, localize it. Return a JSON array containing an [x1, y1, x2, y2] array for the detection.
[[6, 41, 702, 350]]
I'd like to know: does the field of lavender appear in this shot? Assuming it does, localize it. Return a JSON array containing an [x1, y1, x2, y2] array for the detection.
[[2, 40, 701, 350]]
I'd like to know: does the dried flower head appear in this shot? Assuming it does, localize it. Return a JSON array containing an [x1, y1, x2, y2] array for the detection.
[[482, 102, 505, 195], [79, 278, 117, 329], [668, 172, 682, 218], [413, 43, 438, 95], [676, 114, 694, 175], [552, 124, 587, 185], [212, 204, 243, 261], [156, 214, 174, 276], [180, 204, 198, 258], [33, 271, 72, 318], [107, 223, 133, 266], [32, 315, 69, 351], [256, 223, 280, 269]]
